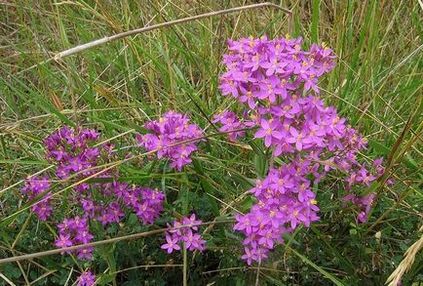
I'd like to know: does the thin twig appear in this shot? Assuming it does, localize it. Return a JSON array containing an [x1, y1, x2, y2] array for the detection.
[[110, 264, 183, 275], [0, 273, 16, 286], [255, 258, 261, 286], [0, 219, 234, 265], [51, 3, 290, 60], [17, 3, 291, 74]]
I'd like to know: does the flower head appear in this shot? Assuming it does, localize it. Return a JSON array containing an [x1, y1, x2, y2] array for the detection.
[[217, 36, 384, 264], [137, 111, 203, 171], [77, 270, 95, 286], [161, 214, 206, 254]]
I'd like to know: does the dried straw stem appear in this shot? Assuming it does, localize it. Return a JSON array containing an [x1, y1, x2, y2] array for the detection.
[[385, 225, 423, 286], [0, 219, 234, 265], [54, 3, 291, 60], [18, 3, 291, 74]]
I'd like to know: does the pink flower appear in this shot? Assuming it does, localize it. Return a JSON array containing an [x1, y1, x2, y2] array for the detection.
[[161, 234, 181, 254], [255, 119, 284, 147], [77, 270, 95, 286], [55, 234, 73, 250], [286, 127, 306, 151], [136, 111, 203, 171], [241, 247, 258, 265], [161, 214, 206, 254], [21, 177, 53, 221]]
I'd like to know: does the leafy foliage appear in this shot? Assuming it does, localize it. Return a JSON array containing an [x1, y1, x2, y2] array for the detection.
[[0, 1, 422, 285]]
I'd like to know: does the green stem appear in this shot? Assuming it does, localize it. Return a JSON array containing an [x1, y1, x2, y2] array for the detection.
[[183, 244, 188, 286]]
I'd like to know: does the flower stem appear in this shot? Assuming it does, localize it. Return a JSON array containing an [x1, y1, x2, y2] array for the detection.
[[183, 244, 188, 286]]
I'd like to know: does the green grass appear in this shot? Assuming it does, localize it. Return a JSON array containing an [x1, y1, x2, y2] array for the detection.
[[1, 1, 422, 285]]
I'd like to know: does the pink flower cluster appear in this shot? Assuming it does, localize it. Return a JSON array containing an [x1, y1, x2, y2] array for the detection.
[[161, 214, 206, 253], [77, 270, 95, 286], [16, 36, 390, 273], [44, 126, 113, 180], [215, 36, 384, 264], [21, 177, 52, 220], [343, 193, 376, 223], [55, 216, 94, 260], [72, 182, 165, 229], [342, 157, 386, 223], [22, 126, 165, 261], [234, 161, 320, 264], [212, 111, 248, 141], [115, 184, 165, 225], [338, 159, 387, 223], [219, 36, 335, 105], [51, 181, 165, 244], [137, 111, 203, 171]]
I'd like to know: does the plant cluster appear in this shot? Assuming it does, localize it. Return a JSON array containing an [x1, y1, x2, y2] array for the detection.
[[22, 126, 169, 284], [161, 214, 206, 253], [16, 36, 389, 285], [215, 36, 385, 264], [136, 111, 203, 170]]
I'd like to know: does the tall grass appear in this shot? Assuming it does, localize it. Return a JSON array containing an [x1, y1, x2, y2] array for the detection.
[[1, 1, 422, 285]]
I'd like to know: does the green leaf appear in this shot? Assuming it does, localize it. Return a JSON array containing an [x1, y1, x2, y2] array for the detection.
[[368, 139, 390, 155], [253, 152, 268, 178], [288, 247, 346, 286], [97, 273, 116, 286], [3, 264, 22, 279]]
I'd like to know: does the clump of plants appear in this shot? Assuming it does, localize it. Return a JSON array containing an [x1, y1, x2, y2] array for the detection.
[[215, 36, 386, 264], [11, 36, 389, 285]]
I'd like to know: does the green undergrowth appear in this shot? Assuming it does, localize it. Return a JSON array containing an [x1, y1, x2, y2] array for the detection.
[[0, 1, 422, 285]]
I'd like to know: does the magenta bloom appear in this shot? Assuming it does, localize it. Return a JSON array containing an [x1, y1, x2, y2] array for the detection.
[[255, 119, 284, 147], [54, 234, 72, 251], [115, 184, 165, 225], [343, 193, 376, 223], [233, 162, 320, 264], [77, 246, 94, 260], [44, 126, 110, 180], [22, 126, 169, 267], [161, 214, 206, 254], [213, 111, 246, 141], [137, 111, 203, 171], [55, 216, 94, 260], [241, 247, 258, 265], [21, 177, 53, 221], [286, 127, 306, 151], [216, 36, 384, 265], [77, 270, 95, 286], [161, 234, 181, 253]]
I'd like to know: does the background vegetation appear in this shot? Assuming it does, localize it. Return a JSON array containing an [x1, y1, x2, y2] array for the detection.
[[1, 0, 422, 285]]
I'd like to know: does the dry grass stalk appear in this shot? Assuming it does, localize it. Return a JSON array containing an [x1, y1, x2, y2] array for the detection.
[[54, 3, 291, 60], [385, 225, 423, 286]]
